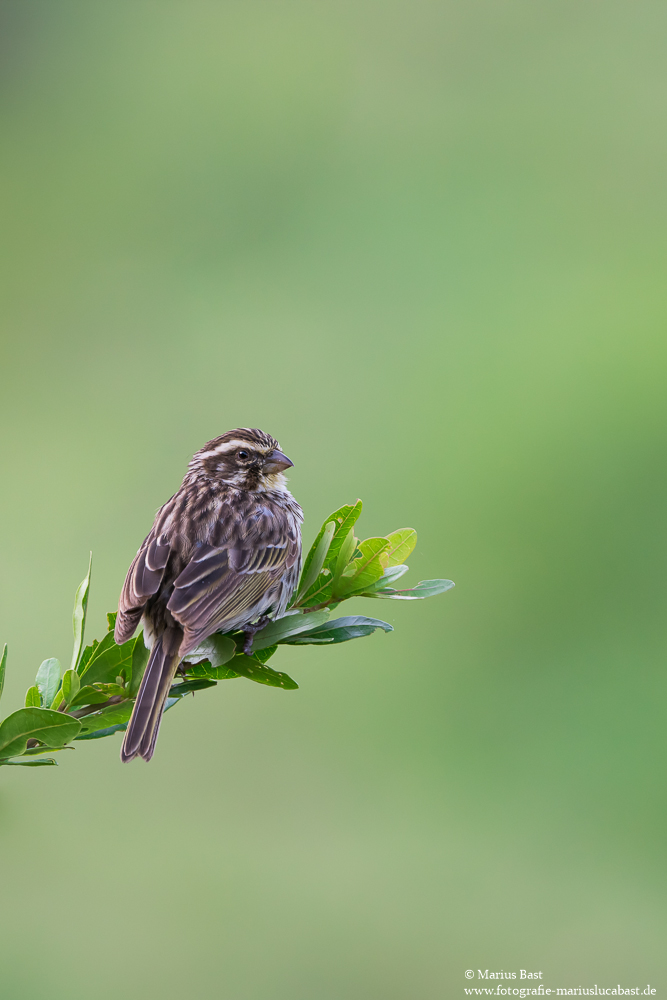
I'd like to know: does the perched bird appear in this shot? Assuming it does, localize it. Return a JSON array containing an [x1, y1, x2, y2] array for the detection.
[[115, 428, 302, 763]]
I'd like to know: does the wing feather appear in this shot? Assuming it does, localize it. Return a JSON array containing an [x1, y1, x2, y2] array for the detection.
[[116, 491, 301, 651], [114, 503, 175, 644], [168, 501, 300, 651]]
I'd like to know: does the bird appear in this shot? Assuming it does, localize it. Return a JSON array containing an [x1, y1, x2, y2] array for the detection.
[[114, 428, 303, 763]]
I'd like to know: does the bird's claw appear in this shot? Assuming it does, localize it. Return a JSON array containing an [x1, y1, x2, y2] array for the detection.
[[242, 615, 271, 656]]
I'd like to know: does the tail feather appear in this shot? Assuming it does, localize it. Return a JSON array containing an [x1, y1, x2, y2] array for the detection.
[[137, 654, 179, 760], [121, 628, 181, 762]]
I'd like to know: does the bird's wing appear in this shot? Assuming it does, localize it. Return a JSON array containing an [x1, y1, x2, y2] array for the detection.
[[167, 502, 300, 651], [114, 499, 175, 644]]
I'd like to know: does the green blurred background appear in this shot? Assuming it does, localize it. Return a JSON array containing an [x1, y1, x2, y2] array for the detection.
[[1, 1, 667, 996]]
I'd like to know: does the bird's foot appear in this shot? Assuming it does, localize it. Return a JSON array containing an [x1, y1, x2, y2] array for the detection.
[[242, 615, 271, 656]]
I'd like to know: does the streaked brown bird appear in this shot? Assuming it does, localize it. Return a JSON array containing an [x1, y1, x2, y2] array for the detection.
[[115, 428, 302, 762]]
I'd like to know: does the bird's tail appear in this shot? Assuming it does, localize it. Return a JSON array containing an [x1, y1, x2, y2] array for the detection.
[[121, 627, 181, 763]]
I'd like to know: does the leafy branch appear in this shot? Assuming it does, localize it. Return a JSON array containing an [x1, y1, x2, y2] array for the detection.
[[0, 500, 454, 767]]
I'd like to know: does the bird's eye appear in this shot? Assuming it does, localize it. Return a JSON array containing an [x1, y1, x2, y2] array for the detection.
[[237, 450, 249, 460]]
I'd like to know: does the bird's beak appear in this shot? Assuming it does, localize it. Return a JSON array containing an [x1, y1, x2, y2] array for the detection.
[[264, 449, 294, 473]]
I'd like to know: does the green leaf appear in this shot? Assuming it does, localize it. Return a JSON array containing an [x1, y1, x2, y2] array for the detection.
[[322, 500, 363, 570], [75, 694, 184, 740], [77, 636, 107, 677], [75, 701, 133, 738], [229, 654, 298, 690], [106, 611, 117, 631], [251, 610, 330, 649], [295, 501, 363, 607], [365, 579, 455, 600], [0, 708, 81, 759], [361, 564, 410, 593], [92, 682, 127, 698], [79, 632, 135, 687], [285, 637, 334, 644], [70, 553, 92, 672], [0, 757, 58, 767], [334, 538, 391, 598], [75, 725, 127, 741], [129, 634, 149, 697], [76, 640, 99, 677], [380, 529, 417, 568], [184, 660, 240, 681], [61, 669, 80, 706], [183, 634, 236, 670], [253, 644, 278, 663], [0, 644, 6, 704], [331, 528, 356, 590], [169, 678, 218, 696], [283, 615, 393, 644], [69, 685, 112, 707], [24, 686, 41, 708], [295, 521, 335, 601], [36, 658, 61, 708]]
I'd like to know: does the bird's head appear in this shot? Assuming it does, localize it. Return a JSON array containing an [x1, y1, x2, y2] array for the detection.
[[189, 428, 294, 492]]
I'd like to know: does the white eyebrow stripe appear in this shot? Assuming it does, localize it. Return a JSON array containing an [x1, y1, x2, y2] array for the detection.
[[197, 440, 263, 459]]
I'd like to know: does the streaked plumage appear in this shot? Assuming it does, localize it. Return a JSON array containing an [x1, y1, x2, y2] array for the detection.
[[115, 428, 302, 762]]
